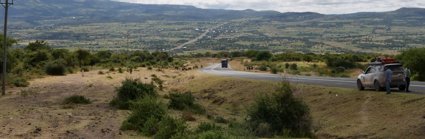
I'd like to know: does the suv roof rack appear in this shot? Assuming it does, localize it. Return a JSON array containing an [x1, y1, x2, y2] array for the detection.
[[370, 57, 400, 65]]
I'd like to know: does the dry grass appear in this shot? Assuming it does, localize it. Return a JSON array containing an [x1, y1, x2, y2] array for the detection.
[[294, 84, 425, 138], [1, 65, 423, 138], [172, 75, 425, 138]]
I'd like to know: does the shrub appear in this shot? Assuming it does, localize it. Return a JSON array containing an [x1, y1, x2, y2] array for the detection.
[[247, 82, 312, 138], [271, 66, 278, 74], [82, 67, 89, 72], [13, 77, 29, 87], [63, 95, 91, 105], [398, 48, 425, 81], [258, 65, 268, 71], [98, 71, 105, 75], [181, 112, 196, 121], [214, 116, 228, 124], [154, 116, 188, 139], [45, 60, 66, 75], [290, 63, 298, 70], [110, 79, 157, 109], [121, 97, 166, 135], [118, 67, 123, 73], [151, 74, 164, 91], [168, 92, 205, 114], [195, 130, 225, 139], [196, 123, 222, 133], [255, 51, 272, 61]]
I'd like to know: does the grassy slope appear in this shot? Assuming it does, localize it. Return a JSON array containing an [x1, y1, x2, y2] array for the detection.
[[173, 75, 425, 138]]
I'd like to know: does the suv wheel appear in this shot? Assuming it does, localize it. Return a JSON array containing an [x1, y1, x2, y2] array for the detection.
[[357, 80, 365, 91], [374, 80, 382, 91]]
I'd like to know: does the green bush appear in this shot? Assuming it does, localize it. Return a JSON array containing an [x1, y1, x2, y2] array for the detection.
[[13, 77, 29, 87], [121, 97, 166, 135], [271, 66, 278, 74], [247, 82, 312, 138], [63, 95, 91, 105], [118, 67, 123, 73], [110, 79, 157, 109], [168, 92, 205, 114], [196, 123, 222, 133], [258, 65, 268, 71], [45, 60, 67, 75], [290, 63, 298, 70], [195, 130, 226, 139], [398, 48, 425, 81], [154, 116, 188, 139]]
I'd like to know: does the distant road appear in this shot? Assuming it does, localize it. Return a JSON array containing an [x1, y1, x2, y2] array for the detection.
[[170, 23, 226, 51], [201, 64, 425, 94]]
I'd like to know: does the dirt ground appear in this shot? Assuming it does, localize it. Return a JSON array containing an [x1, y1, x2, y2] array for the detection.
[[0, 68, 194, 139]]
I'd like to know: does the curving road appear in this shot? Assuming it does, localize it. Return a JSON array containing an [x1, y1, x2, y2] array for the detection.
[[201, 64, 425, 94]]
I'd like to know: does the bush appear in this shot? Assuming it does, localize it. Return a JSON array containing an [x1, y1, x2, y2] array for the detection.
[[118, 67, 123, 73], [154, 116, 188, 139], [196, 123, 222, 133], [151, 74, 164, 91], [258, 65, 268, 71], [290, 63, 298, 70], [168, 92, 205, 114], [398, 48, 425, 81], [271, 66, 278, 74], [82, 67, 89, 72], [247, 82, 312, 138], [98, 71, 105, 75], [110, 79, 157, 109], [214, 116, 228, 124], [121, 97, 166, 135], [195, 130, 225, 139], [13, 77, 29, 87], [45, 60, 66, 75], [63, 95, 91, 105], [255, 51, 272, 61]]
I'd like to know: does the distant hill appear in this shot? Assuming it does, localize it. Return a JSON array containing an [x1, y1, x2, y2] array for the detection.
[[9, 0, 281, 27], [7, 0, 425, 27], [5, 0, 425, 53]]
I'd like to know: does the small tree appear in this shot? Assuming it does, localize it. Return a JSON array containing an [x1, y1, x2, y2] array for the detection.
[[25, 40, 50, 51], [290, 63, 298, 70], [75, 49, 91, 76], [398, 48, 425, 81]]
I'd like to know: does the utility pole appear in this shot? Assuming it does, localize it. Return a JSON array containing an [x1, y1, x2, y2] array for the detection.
[[1, 0, 13, 96]]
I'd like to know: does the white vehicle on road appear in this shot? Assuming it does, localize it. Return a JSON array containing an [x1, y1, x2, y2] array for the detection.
[[357, 60, 406, 91]]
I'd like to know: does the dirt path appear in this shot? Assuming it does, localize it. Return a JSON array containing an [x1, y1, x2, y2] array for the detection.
[[358, 93, 371, 134], [0, 68, 187, 138]]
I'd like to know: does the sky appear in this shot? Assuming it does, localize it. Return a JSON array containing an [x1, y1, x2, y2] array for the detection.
[[114, 0, 425, 14]]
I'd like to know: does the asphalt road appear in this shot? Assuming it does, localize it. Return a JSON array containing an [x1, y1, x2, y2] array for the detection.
[[201, 64, 425, 94], [170, 23, 226, 51]]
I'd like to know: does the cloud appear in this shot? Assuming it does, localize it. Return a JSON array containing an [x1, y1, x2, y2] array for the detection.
[[114, 0, 425, 14]]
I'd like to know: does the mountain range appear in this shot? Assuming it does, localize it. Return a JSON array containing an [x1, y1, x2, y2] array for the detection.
[[7, 0, 425, 27]]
